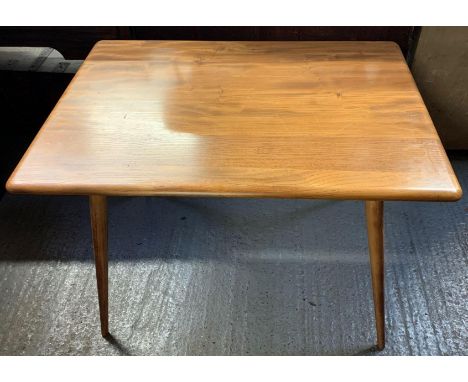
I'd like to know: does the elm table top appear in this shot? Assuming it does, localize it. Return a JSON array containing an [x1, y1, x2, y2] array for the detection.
[[6, 41, 462, 201]]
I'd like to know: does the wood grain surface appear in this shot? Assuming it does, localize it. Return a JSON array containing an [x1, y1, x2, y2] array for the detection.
[[6, 41, 462, 201]]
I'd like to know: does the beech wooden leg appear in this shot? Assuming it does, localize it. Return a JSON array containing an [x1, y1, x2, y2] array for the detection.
[[365, 200, 385, 350], [90, 195, 109, 337]]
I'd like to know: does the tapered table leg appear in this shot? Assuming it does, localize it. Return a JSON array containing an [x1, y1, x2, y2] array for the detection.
[[90, 195, 109, 337], [365, 200, 385, 350]]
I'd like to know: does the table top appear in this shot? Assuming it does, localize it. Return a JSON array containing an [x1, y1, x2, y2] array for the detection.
[[6, 40, 462, 201]]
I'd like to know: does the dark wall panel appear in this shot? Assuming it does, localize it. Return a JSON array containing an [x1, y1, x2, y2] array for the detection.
[[132, 27, 415, 58], [0, 71, 73, 195], [0, 26, 417, 60]]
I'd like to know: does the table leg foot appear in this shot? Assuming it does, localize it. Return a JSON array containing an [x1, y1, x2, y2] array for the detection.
[[365, 200, 385, 351], [90, 195, 109, 337]]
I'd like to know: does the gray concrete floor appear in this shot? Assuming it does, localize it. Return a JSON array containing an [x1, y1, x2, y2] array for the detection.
[[0, 157, 467, 355]]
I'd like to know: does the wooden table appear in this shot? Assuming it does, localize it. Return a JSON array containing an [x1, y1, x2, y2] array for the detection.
[[6, 41, 462, 351]]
